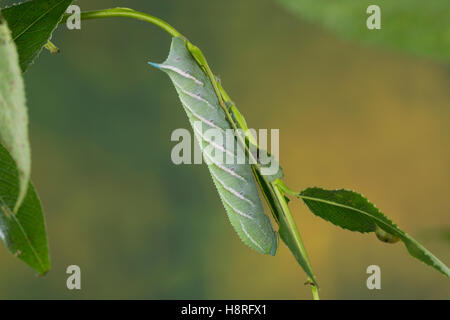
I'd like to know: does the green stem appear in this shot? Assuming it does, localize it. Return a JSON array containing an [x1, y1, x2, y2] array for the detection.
[[62, 7, 184, 39], [311, 285, 320, 300], [278, 180, 300, 197]]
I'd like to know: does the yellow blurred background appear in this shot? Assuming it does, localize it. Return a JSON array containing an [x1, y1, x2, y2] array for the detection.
[[0, 0, 448, 299]]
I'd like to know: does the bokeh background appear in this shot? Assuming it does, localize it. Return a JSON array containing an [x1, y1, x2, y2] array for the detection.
[[0, 0, 449, 299]]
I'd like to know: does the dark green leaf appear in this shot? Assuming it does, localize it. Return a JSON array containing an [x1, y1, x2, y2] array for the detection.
[[300, 187, 450, 277], [278, 0, 450, 62], [0, 16, 30, 211], [2, 0, 73, 72], [0, 142, 50, 275]]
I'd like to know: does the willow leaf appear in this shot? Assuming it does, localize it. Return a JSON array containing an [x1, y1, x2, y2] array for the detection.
[[300, 187, 450, 277], [0, 142, 50, 275], [2, 0, 73, 72], [149, 37, 277, 255], [0, 17, 30, 212]]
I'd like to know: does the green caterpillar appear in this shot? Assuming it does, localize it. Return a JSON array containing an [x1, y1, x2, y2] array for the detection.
[[149, 37, 277, 255]]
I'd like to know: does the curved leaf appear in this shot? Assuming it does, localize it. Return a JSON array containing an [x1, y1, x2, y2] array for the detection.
[[0, 142, 50, 275], [149, 37, 277, 255], [2, 0, 73, 72], [0, 17, 30, 211], [300, 187, 450, 277]]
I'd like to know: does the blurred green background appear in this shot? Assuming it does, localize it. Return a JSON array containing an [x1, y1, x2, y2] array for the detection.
[[0, 0, 449, 299]]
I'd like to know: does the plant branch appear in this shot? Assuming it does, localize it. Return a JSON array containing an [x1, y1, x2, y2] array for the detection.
[[62, 6, 320, 300], [311, 284, 320, 300], [62, 7, 184, 39]]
